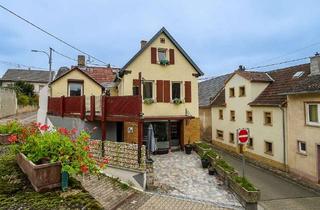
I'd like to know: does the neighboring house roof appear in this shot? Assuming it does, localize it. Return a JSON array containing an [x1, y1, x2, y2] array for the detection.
[[52, 66, 119, 89], [50, 67, 105, 89], [211, 63, 311, 107], [0, 69, 54, 83], [198, 74, 231, 107], [249, 63, 310, 106], [284, 73, 320, 95], [119, 27, 204, 78], [224, 70, 273, 84], [211, 88, 226, 107]]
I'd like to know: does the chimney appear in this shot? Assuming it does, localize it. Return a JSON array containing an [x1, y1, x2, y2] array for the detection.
[[238, 65, 245, 71], [140, 40, 147, 49], [78, 55, 86, 67], [310, 52, 320, 76]]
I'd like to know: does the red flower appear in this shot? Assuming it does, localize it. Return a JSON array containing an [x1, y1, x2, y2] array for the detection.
[[88, 153, 93, 158], [8, 135, 18, 143], [80, 165, 89, 174], [71, 128, 77, 135], [83, 146, 90, 151], [40, 124, 49, 131], [58, 127, 68, 135], [103, 158, 109, 164]]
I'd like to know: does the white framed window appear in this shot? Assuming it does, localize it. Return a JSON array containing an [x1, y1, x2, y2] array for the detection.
[[157, 48, 167, 62], [306, 103, 320, 126], [68, 81, 83, 96], [143, 81, 154, 99], [297, 140, 307, 154], [171, 82, 182, 100]]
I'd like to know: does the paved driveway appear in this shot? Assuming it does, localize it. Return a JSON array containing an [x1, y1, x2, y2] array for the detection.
[[215, 149, 320, 210], [152, 151, 243, 209], [0, 111, 37, 124]]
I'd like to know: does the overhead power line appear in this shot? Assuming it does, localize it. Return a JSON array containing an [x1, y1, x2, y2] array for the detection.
[[247, 56, 309, 70], [52, 49, 77, 62], [0, 4, 108, 65], [0, 59, 47, 70]]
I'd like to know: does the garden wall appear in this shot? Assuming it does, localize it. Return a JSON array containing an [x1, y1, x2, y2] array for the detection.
[[0, 88, 17, 118], [90, 140, 146, 172]]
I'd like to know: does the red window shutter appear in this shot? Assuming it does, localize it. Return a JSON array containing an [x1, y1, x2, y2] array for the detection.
[[151, 47, 157, 64], [163, 80, 170, 103], [169, 49, 175, 64], [185, 81, 191, 103], [156, 80, 164, 102]]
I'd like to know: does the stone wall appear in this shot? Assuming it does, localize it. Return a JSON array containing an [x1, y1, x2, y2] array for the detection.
[[0, 88, 17, 118], [90, 140, 146, 171], [123, 122, 139, 144], [182, 118, 200, 145]]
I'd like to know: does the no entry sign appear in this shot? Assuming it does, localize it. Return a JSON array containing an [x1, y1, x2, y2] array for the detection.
[[237, 128, 250, 144]]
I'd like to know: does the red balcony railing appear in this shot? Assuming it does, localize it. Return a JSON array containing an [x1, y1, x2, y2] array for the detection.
[[47, 95, 142, 121]]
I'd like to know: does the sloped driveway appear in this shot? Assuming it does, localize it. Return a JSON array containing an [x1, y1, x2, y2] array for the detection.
[[152, 151, 243, 209]]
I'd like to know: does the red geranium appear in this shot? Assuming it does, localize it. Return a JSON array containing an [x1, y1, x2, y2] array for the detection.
[[40, 124, 49, 131], [58, 127, 68, 135], [8, 135, 18, 143], [80, 165, 89, 174]]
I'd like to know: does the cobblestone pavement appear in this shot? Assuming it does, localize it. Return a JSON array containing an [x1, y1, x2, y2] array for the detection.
[[78, 174, 231, 210], [0, 111, 37, 124], [152, 151, 243, 209]]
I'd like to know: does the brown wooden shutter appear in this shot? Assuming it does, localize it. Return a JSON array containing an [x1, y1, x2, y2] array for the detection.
[[163, 80, 170, 103], [169, 49, 175, 64], [151, 47, 157, 64], [185, 81, 191, 103], [156, 80, 164, 102]]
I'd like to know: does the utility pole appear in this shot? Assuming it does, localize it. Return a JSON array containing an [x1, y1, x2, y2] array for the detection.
[[31, 47, 53, 84]]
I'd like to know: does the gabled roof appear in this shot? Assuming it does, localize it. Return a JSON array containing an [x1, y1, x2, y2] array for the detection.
[[225, 70, 273, 84], [50, 67, 105, 89], [0, 69, 54, 83], [211, 63, 311, 107], [198, 74, 231, 107], [284, 73, 320, 95], [119, 27, 204, 77]]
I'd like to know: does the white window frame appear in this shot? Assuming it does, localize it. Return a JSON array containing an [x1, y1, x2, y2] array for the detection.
[[305, 103, 320, 126], [142, 80, 154, 100], [171, 81, 183, 101], [157, 48, 168, 63], [68, 82, 83, 96], [297, 140, 307, 154]]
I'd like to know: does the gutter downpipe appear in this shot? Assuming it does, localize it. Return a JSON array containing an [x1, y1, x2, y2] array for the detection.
[[279, 105, 287, 172]]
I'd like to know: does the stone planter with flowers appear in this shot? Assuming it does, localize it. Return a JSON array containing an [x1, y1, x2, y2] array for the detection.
[[0, 120, 22, 145]]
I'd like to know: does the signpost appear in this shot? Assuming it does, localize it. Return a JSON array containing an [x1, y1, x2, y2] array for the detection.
[[237, 128, 250, 177]]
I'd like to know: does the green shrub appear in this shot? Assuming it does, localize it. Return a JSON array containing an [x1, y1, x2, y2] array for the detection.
[[0, 120, 23, 134], [216, 159, 235, 173], [17, 94, 29, 106], [206, 150, 218, 159], [234, 176, 256, 191]]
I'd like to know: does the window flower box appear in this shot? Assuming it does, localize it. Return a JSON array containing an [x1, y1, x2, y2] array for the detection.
[[172, 98, 182, 105], [160, 59, 169, 66], [144, 98, 154, 105], [16, 152, 62, 192]]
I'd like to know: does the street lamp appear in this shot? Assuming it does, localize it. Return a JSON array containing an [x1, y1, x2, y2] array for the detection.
[[31, 47, 53, 83]]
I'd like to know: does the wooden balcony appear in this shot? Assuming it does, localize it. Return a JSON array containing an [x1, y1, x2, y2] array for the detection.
[[47, 95, 142, 122]]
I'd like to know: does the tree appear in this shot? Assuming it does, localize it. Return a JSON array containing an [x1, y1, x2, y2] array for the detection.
[[13, 81, 35, 97]]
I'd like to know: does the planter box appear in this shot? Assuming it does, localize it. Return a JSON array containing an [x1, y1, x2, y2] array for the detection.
[[214, 164, 238, 179], [207, 154, 220, 166], [228, 176, 260, 209], [194, 144, 211, 156], [0, 134, 10, 145], [16, 153, 62, 192]]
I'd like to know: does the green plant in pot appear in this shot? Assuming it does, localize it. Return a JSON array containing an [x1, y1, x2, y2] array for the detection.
[[144, 98, 154, 105], [10, 123, 106, 192], [0, 120, 23, 144], [200, 152, 210, 168], [160, 59, 169, 65], [172, 98, 182, 105], [184, 140, 192, 155]]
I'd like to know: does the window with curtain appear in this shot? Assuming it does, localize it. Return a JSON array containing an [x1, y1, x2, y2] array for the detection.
[[158, 48, 167, 61], [306, 103, 320, 125], [143, 81, 153, 99], [171, 82, 181, 99]]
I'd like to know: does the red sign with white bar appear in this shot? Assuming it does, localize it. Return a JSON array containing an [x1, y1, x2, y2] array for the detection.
[[237, 128, 250, 144]]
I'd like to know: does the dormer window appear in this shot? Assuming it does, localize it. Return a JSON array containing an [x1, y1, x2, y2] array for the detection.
[[160, 38, 165, 44]]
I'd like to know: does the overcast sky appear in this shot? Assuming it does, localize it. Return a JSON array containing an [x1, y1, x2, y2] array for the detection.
[[1, 0, 320, 78]]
